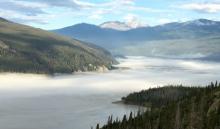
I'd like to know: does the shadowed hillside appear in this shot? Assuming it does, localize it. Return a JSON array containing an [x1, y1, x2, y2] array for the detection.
[[0, 18, 116, 74]]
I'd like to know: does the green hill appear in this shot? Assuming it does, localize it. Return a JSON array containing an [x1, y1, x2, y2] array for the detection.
[[99, 82, 220, 129], [0, 18, 116, 74]]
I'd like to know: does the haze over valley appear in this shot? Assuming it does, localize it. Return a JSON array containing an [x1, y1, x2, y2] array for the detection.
[[0, 56, 220, 129], [0, 0, 220, 129], [54, 19, 220, 60]]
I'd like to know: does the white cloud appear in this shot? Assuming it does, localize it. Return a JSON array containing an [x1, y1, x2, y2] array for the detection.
[[0, 0, 47, 16], [0, 9, 52, 24], [84, 0, 165, 21], [0, 0, 80, 24], [0, 0, 54, 24], [73, 0, 96, 9], [88, 10, 104, 20], [123, 14, 148, 28], [158, 18, 173, 24], [20, 0, 78, 8], [118, 0, 135, 5], [180, 3, 220, 13], [0, 0, 170, 26]]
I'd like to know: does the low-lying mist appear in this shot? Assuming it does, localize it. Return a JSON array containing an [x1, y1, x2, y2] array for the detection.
[[113, 38, 220, 61], [0, 56, 219, 98], [0, 56, 219, 129]]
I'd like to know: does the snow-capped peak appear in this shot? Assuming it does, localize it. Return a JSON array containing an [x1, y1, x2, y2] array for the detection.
[[100, 21, 132, 31], [100, 21, 147, 31], [184, 19, 217, 26]]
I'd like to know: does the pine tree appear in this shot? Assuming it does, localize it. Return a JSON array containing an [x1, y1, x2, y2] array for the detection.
[[215, 81, 218, 87], [96, 124, 99, 129], [122, 115, 127, 123], [211, 82, 215, 88], [129, 112, 133, 121]]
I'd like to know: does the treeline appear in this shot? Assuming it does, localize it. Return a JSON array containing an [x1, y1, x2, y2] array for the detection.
[[96, 82, 220, 129]]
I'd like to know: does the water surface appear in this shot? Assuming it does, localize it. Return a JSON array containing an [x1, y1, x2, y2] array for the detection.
[[0, 56, 219, 129]]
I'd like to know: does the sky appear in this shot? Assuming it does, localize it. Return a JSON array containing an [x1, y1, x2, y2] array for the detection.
[[1, 0, 220, 30]]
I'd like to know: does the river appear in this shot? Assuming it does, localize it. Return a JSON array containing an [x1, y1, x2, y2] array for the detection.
[[0, 56, 219, 129]]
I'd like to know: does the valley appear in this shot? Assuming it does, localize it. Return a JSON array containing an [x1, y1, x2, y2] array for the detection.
[[54, 19, 220, 61], [1, 1, 220, 129], [0, 56, 219, 129]]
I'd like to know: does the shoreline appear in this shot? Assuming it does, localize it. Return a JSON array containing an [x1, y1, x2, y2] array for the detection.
[[0, 66, 117, 77], [112, 100, 148, 109]]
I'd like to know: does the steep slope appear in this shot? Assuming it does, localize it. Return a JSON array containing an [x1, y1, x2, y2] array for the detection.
[[53, 19, 220, 59], [0, 18, 116, 74], [53, 23, 123, 49]]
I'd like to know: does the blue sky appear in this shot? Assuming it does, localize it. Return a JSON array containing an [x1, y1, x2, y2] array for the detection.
[[1, 0, 220, 29]]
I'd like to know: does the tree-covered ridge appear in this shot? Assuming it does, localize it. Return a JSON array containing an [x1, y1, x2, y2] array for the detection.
[[98, 82, 220, 129], [122, 86, 203, 108], [0, 18, 116, 74]]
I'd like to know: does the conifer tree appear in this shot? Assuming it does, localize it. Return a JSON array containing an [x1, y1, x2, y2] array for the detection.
[[96, 124, 99, 129]]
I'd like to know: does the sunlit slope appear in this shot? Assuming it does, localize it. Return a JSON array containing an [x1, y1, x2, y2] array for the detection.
[[0, 18, 116, 74]]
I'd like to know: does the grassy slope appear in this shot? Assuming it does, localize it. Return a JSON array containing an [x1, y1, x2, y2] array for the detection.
[[0, 18, 116, 74]]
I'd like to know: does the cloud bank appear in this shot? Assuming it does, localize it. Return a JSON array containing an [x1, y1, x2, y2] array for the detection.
[[180, 2, 220, 13], [0, 0, 164, 26], [0, 0, 219, 29]]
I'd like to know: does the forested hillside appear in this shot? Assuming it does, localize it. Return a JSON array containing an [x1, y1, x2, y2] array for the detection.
[[0, 18, 116, 74], [98, 82, 220, 129]]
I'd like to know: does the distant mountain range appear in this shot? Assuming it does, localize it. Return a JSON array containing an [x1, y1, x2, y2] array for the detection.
[[0, 17, 116, 74], [53, 19, 220, 60]]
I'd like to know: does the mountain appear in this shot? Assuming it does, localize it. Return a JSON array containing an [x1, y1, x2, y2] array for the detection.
[[53, 19, 220, 60], [53, 23, 123, 49], [100, 82, 220, 129], [0, 17, 116, 74], [99, 21, 147, 31], [100, 21, 132, 31], [0, 17, 9, 22], [183, 19, 219, 26]]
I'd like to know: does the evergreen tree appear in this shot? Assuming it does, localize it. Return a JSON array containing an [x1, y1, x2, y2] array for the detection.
[[96, 124, 99, 129], [100, 82, 220, 129]]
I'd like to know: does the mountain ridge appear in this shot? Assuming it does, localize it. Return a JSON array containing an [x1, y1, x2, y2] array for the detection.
[[99, 21, 148, 31], [0, 17, 116, 74], [100, 21, 131, 31], [55, 19, 220, 31], [53, 18, 220, 60]]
